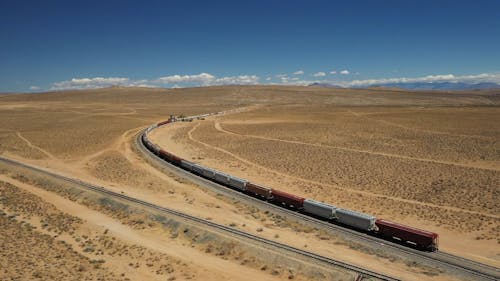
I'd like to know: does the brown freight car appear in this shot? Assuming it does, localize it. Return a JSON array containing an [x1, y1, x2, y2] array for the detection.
[[271, 189, 304, 209], [246, 183, 272, 200], [375, 219, 439, 251]]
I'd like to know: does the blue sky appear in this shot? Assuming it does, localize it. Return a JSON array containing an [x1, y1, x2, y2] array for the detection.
[[1, 0, 499, 92]]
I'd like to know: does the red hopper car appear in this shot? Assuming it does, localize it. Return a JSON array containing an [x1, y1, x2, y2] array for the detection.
[[271, 189, 304, 209], [375, 219, 439, 251], [158, 149, 170, 160], [170, 154, 183, 165], [246, 183, 272, 200]]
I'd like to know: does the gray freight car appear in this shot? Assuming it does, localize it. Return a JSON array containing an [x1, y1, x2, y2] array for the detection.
[[149, 143, 160, 154], [303, 199, 336, 220], [200, 166, 216, 180], [214, 171, 230, 185], [180, 160, 194, 171], [190, 164, 204, 175], [228, 175, 247, 191], [335, 208, 376, 231]]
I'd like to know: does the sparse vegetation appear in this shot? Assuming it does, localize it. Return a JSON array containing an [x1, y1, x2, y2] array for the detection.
[[1, 86, 498, 280]]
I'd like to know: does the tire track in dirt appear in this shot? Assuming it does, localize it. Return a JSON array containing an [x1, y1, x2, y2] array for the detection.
[[73, 125, 187, 190], [186, 122, 500, 219], [215, 122, 499, 172], [348, 110, 495, 140], [15, 131, 58, 160], [75, 125, 147, 166]]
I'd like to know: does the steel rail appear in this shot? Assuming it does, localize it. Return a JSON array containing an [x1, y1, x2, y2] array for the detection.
[[0, 156, 398, 281], [138, 118, 500, 281]]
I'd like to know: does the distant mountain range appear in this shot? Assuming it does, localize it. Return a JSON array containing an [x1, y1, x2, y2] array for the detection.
[[308, 82, 500, 90], [308, 82, 341, 88]]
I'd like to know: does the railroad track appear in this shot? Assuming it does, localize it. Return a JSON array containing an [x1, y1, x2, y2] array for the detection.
[[0, 156, 398, 281], [135, 125, 500, 281]]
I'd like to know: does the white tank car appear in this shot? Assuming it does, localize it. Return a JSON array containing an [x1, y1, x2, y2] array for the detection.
[[200, 166, 216, 180], [180, 160, 194, 171], [303, 199, 336, 220], [190, 164, 204, 175], [214, 171, 231, 185], [227, 175, 247, 191], [335, 208, 376, 231]]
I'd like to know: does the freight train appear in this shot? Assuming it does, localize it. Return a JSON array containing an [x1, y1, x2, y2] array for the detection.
[[142, 116, 439, 252]]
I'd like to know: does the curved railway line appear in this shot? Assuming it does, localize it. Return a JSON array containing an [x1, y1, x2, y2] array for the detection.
[[0, 156, 398, 281], [137, 113, 500, 281]]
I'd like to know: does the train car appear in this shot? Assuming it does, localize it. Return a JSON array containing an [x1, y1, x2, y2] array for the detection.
[[141, 133, 148, 145], [214, 171, 230, 185], [170, 154, 183, 165], [271, 189, 304, 209], [158, 149, 169, 161], [144, 139, 154, 152], [165, 151, 175, 162], [157, 120, 170, 126], [335, 208, 376, 231], [180, 160, 194, 171], [200, 166, 216, 180], [190, 163, 204, 175], [246, 183, 272, 200], [145, 124, 157, 133], [150, 143, 161, 155], [303, 199, 336, 220], [227, 175, 247, 191], [375, 219, 439, 251]]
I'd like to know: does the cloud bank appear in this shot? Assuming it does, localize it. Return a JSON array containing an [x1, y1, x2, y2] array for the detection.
[[339, 73, 500, 87], [47, 71, 500, 91], [51, 77, 131, 90], [50, 73, 260, 90]]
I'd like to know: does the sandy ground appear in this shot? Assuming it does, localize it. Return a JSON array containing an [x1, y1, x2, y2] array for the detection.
[[0, 174, 302, 281], [150, 104, 500, 267], [1, 86, 499, 280]]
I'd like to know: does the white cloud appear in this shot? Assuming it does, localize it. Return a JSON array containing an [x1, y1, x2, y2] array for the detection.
[[213, 75, 259, 85], [50, 77, 131, 90], [330, 70, 337, 74], [340, 70, 350, 75], [157, 73, 215, 85], [293, 70, 304, 75], [339, 73, 500, 87], [157, 73, 259, 86], [50, 73, 259, 90], [29, 86, 40, 90], [46, 71, 500, 91]]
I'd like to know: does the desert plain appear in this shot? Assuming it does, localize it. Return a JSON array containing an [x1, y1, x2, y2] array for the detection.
[[0, 85, 499, 280]]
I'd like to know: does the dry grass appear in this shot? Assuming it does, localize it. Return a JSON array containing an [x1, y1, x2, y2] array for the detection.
[[87, 151, 169, 192], [159, 104, 500, 241], [0, 86, 498, 160], [0, 170, 354, 281], [0, 213, 124, 281], [0, 86, 242, 160], [1, 85, 499, 278], [0, 180, 123, 280]]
